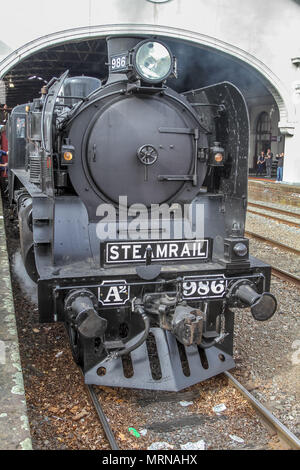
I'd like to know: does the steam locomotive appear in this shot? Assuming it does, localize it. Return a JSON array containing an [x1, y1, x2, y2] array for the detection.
[[7, 36, 277, 391]]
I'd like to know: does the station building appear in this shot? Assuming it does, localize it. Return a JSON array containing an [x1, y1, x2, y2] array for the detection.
[[0, 0, 299, 183]]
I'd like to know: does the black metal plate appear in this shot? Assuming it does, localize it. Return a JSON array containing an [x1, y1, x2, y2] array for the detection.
[[103, 239, 210, 264]]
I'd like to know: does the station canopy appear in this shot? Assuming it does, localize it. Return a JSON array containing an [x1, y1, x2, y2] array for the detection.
[[3, 36, 274, 109]]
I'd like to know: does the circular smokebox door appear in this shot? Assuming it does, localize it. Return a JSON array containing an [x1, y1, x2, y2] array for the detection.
[[86, 95, 194, 206]]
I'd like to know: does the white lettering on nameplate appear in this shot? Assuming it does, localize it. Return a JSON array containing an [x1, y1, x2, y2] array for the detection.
[[105, 239, 209, 264]]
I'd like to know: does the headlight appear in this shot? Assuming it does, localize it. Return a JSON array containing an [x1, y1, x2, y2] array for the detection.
[[209, 142, 225, 167], [134, 41, 173, 83], [233, 242, 248, 257]]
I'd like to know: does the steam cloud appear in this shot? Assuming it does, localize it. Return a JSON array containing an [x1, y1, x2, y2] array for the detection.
[[12, 251, 38, 305]]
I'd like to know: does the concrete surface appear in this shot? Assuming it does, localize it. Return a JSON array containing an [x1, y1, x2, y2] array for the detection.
[[0, 195, 32, 450]]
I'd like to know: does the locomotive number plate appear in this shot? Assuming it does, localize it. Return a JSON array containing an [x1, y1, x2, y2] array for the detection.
[[110, 53, 128, 71], [98, 280, 130, 306], [182, 275, 228, 300]]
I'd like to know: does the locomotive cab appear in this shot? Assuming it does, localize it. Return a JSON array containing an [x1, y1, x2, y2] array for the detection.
[[8, 35, 276, 391]]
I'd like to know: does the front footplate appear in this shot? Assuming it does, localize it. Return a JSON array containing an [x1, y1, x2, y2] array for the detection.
[[84, 328, 235, 391]]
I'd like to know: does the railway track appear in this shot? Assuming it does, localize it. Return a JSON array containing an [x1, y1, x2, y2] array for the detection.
[[245, 230, 300, 286], [245, 230, 300, 256], [247, 207, 300, 228], [248, 202, 300, 220], [86, 384, 120, 450], [271, 266, 300, 287], [85, 372, 300, 451], [224, 372, 300, 450]]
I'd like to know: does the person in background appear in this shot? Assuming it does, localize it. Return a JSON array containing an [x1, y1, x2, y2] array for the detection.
[[0, 104, 10, 125], [276, 152, 284, 182], [256, 151, 265, 176], [265, 148, 273, 178], [0, 148, 8, 175]]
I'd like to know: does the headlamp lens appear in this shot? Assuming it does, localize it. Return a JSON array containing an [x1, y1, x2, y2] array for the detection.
[[214, 153, 223, 162], [63, 152, 73, 161], [233, 242, 248, 257], [135, 41, 172, 82]]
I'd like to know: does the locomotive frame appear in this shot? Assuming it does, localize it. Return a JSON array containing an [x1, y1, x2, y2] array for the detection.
[[7, 35, 276, 391]]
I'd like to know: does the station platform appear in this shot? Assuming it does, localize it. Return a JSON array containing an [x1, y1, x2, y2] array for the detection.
[[0, 194, 32, 450], [248, 177, 300, 208]]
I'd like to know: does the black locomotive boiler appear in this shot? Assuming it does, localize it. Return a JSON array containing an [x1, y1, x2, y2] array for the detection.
[[8, 36, 277, 391]]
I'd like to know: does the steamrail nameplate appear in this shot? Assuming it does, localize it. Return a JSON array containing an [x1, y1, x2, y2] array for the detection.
[[104, 239, 210, 264]]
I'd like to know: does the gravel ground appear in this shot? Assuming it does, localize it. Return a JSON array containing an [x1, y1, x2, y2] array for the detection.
[[236, 208, 300, 439], [2, 197, 299, 450], [233, 275, 300, 439], [248, 206, 300, 226], [245, 212, 300, 251], [94, 375, 276, 450]]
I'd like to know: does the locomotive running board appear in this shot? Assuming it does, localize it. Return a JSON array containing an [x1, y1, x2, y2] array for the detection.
[[84, 328, 235, 391]]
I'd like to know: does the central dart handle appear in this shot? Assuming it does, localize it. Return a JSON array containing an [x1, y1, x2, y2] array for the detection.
[[137, 144, 158, 181]]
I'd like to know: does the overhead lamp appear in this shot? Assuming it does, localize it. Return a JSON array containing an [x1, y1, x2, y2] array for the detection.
[[28, 75, 47, 83]]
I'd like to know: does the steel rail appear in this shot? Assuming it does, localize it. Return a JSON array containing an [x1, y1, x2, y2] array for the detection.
[[86, 384, 120, 450], [248, 202, 300, 219], [247, 208, 300, 228], [245, 230, 300, 256], [224, 371, 300, 450], [271, 266, 300, 287]]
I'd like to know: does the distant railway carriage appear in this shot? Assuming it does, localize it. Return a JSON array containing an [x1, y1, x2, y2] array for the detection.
[[0, 126, 8, 177]]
